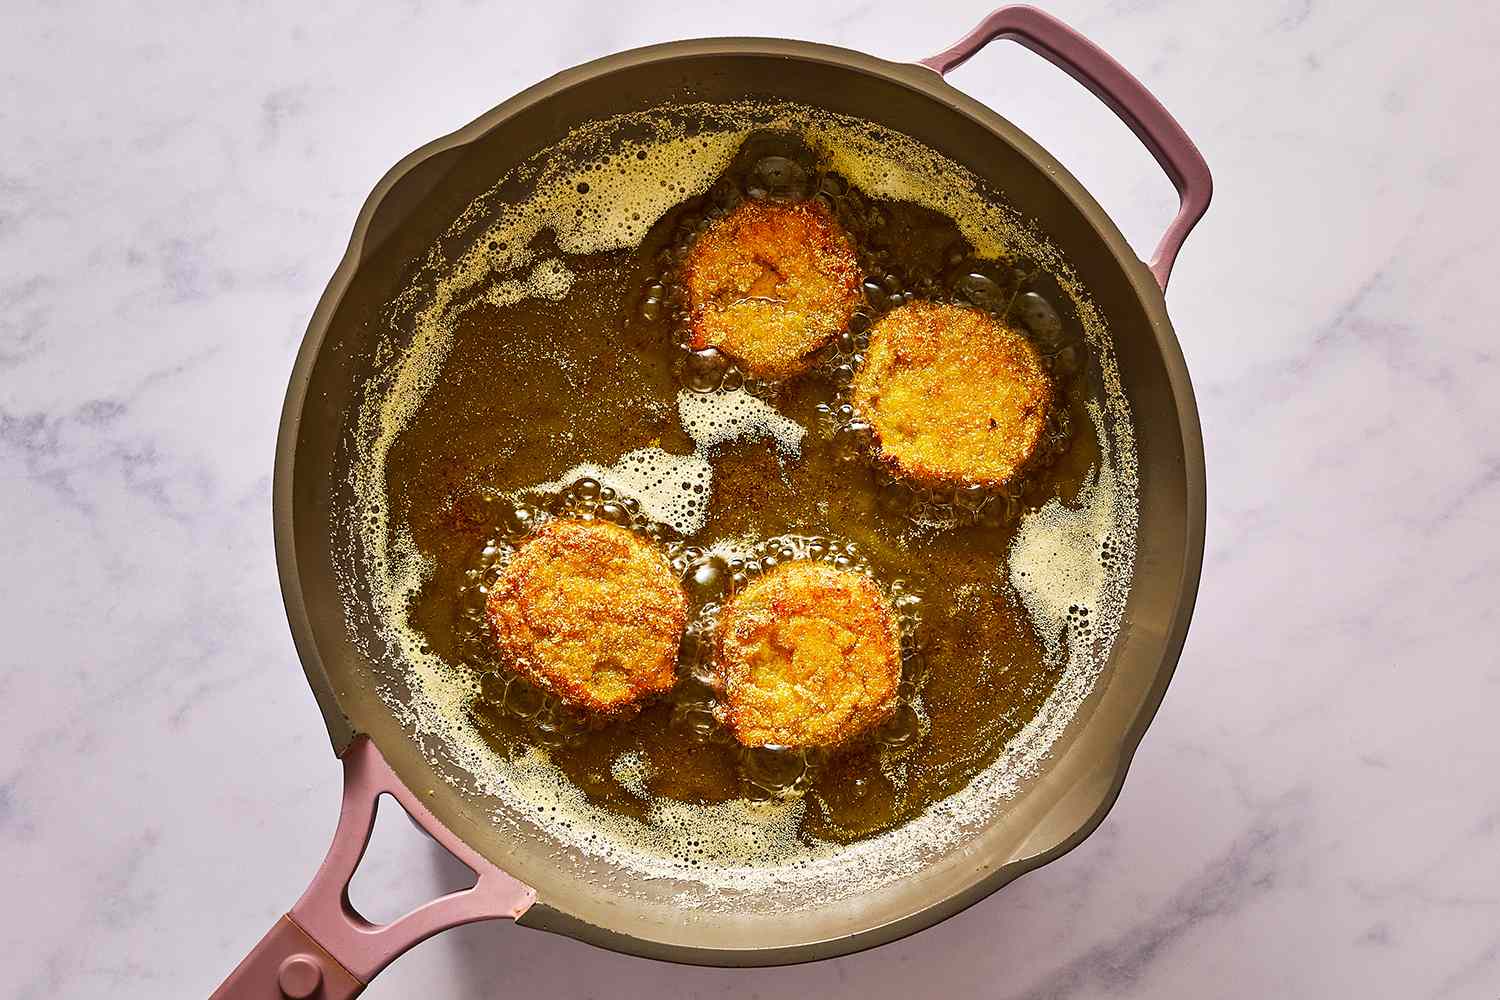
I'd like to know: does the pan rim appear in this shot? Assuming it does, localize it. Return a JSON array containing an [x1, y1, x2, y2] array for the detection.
[[272, 34, 1206, 966]]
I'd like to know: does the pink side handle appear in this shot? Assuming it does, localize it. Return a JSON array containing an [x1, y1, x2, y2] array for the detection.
[[920, 5, 1213, 290], [210, 735, 536, 999]]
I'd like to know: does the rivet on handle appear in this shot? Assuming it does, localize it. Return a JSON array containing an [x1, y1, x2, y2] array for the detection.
[[276, 954, 323, 999]]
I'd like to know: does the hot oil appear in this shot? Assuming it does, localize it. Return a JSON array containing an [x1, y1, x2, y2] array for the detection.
[[388, 134, 1101, 845]]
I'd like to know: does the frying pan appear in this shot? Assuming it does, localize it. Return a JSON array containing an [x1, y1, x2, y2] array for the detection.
[[213, 6, 1210, 997]]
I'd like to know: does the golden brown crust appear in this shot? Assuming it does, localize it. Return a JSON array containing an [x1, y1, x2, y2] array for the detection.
[[852, 300, 1052, 488], [680, 199, 862, 380], [486, 518, 687, 715], [715, 561, 902, 748]]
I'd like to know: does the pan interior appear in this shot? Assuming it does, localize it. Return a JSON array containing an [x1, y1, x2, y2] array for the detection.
[[336, 98, 1139, 914]]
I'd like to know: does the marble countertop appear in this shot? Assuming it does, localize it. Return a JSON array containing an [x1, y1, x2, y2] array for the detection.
[[5, 1, 1498, 997]]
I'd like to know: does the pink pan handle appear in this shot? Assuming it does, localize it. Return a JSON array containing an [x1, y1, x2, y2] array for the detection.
[[210, 735, 536, 999], [920, 5, 1212, 290]]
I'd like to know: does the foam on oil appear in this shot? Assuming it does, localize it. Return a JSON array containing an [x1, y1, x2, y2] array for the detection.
[[494, 388, 806, 538], [513, 449, 714, 536], [677, 387, 805, 458], [345, 100, 1139, 910], [1011, 401, 1130, 663]]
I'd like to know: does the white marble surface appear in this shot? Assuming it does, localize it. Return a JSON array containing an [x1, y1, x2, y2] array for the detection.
[[4, 1, 1499, 997]]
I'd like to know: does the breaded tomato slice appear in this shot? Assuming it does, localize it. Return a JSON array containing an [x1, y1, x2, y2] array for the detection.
[[487, 518, 686, 715], [853, 301, 1052, 488], [681, 200, 862, 380], [715, 561, 901, 748]]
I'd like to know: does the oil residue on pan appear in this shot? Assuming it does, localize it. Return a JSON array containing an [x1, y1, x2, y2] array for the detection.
[[342, 101, 1139, 911]]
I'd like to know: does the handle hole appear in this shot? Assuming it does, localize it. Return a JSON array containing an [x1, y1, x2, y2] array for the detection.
[[345, 793, 477, 926], [940, 44, 1180, 262]]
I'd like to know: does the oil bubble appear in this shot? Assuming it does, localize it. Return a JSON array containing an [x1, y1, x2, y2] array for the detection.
[[683, 347, 729, 392], [688, 554, 730, 597], [745, 155, 810, 202], [1015, 291, 1064, 345]]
